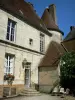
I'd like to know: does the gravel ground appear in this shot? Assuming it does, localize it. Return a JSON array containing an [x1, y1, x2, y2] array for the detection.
[[63, 96, 75, 100], [3, 94, 63, 100]]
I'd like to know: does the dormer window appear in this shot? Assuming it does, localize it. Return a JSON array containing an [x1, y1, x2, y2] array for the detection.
[[6, 19, 16, 42]]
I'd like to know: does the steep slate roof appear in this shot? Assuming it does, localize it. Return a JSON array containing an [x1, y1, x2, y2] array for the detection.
[[62, 39, 75, 52], [64, 26, 75, 41], [0, 0, 51, 36], [41, 5, 64, 35], [41, 9, 58, 29], [39, 41, 65, 67], [62, 26, 75, 52]]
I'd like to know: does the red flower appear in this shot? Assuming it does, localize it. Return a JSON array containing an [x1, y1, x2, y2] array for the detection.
[[4, 74, 15, 81]]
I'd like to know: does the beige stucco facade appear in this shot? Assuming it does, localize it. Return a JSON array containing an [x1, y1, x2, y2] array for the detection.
[[0, 9, 53, 97], [0, 6, 63, 96]]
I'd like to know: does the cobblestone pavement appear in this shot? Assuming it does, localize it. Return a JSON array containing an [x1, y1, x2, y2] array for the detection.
[[3, 94, 63, 100]]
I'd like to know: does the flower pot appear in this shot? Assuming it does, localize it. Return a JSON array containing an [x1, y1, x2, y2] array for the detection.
[[7, 80, 13, 85]]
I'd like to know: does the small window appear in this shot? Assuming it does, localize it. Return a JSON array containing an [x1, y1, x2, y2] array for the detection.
[[40, 33, 45, 53], [4, 54, 15, 75], [29, 38, 33, 45], [6, 19, 16, 42]]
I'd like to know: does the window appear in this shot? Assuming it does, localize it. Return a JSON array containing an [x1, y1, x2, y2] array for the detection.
[[40, 33, 45, 53], [29, 38, 33, 45], [4, 54, 15, 75], [6, 19, 16, 41]]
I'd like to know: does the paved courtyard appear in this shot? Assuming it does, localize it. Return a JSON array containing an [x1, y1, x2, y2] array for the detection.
[[3, 94, 63, 100]]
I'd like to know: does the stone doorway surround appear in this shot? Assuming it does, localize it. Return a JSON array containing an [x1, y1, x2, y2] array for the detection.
[[24, 62, 31, 88]]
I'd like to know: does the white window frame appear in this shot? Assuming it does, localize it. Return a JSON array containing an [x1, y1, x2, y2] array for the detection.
[[4, 54, 15, 75], [40, 33, 45, 53], [6, 19, 16, 42]]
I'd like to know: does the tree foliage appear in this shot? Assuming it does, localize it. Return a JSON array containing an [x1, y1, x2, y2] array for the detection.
[[60, 51, 75, 89]]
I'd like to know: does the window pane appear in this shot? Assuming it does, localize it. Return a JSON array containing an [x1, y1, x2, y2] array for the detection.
[[7, 26, 10, 33], [6, 33, 9, 40], [6, 67, 8, 74], [10, 67, 13, 74], [11, 28, 14, 35], [11, 34, 14, 41], [12, 22, 15, 28], [8, 20, 11, 26]]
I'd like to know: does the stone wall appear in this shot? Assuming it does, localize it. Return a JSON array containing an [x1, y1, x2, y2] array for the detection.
[[39, 66, 59, 93], [0, 85, 3, 97], [0, 84, 24, 97]]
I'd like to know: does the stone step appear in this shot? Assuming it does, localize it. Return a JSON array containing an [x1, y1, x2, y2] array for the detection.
[[19, 88, 41, 96], [21, 91, 40, 94], [19, 93, 41, 96], [22, 89, 38, 92]]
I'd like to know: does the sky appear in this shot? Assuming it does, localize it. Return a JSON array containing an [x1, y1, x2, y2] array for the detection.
[[26, 0, 75, 38]]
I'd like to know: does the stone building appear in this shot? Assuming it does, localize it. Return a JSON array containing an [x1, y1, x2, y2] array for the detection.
[[0, 0, 64, 97], [38, 6, 64, 93], [62, 26, 75, 51]]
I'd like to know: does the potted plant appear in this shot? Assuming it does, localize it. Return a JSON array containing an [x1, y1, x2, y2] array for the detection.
[[4, 74, 15, 85]]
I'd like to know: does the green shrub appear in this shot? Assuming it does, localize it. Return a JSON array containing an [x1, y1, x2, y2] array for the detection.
[[60, 51, 75, 89]]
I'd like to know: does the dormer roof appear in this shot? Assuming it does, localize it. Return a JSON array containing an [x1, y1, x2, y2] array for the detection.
[[64, 26, 75, 41]]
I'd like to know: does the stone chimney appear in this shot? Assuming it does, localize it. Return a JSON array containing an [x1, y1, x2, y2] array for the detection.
[[70, 26, 75, 31], [49, 4, 57, 24]]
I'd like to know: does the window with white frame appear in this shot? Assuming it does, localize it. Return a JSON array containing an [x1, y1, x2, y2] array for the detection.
[[6, 19, 16, 41], [4, 54, 15, 75], [40, 33, 45, 53]]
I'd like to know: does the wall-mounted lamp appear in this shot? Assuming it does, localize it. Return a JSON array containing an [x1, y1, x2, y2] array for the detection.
[[22, 58, 27, 68]]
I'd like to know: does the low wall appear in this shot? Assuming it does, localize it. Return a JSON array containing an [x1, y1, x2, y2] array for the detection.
[[39, 85, 53, 93], [0, 84, 24, 97]]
